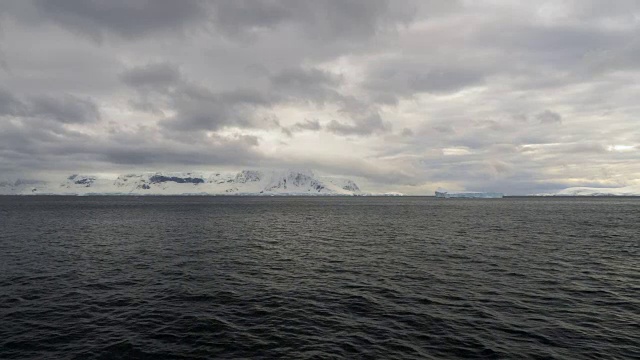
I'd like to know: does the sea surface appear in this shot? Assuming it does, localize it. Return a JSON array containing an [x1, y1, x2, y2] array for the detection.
[[1, 196, 638, 359]]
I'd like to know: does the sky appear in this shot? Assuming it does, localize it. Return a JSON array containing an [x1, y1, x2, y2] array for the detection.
[[1, 0, 639, 195]]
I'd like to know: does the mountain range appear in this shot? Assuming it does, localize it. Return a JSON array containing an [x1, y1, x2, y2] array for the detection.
[[548, 184, 640, 196], [0, 170, 365, 196], [2, 169, 639, 196]]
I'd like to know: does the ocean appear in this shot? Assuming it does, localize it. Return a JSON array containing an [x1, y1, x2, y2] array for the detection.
[[1, 196, 638, 359]]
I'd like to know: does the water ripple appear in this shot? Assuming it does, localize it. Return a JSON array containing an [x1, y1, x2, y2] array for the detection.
[[1, 196, 639, 359]]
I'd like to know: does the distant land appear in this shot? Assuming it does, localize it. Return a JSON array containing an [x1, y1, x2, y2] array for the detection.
[[1, 169, 639, 196], [537, 184, 640, 197], [0, 169, 386, 196]]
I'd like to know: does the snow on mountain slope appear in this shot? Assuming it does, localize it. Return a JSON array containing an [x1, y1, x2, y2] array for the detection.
[[0, 170, 363, 196], [552, 185, 640, 196], [0, 179, 48, 195], [324, 177, 361, 193]]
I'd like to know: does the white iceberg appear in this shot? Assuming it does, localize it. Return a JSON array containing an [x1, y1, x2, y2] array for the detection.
[[435, 188, 504, 198]]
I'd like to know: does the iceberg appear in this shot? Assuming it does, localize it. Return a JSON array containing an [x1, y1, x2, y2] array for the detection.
[[435, 188, 504, 198]]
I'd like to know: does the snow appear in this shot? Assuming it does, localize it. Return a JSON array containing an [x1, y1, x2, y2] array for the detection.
[[380, 192, 404, 196], [0, 170, 363, 196], [551, 185, 640, 196], [435, 188, 504, 198]]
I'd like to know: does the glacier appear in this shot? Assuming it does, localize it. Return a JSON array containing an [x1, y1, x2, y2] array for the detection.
[[435, 188, 504, 198], [0, 170, 364, 196], [547, 184, 640, 196]]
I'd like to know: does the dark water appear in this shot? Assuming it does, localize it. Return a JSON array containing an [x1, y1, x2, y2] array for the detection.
[[1, 196, 638, 359]]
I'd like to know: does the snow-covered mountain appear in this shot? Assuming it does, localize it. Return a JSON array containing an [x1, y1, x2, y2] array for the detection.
[[550, 184, 640, 196], [0, 170, 363, 196]]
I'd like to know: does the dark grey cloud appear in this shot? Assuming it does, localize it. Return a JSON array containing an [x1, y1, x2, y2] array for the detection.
[[0, 49, 10, 73], [210, 0, 414, 41], [159, 85, 274, 132], [32, 0, 208, 41], [292, 119, 321, 132], [218, 89, 274, 107], [280, 119, 322, 136], [16, 0, 416, 49], [30, 94, 100, 124], [269, 67, 343, 104], [98, 135, 261, 167], [119, 62, 273, 131], [0, 116, 89, 158], [0, 88, 99, 123], [536, 110, 562, 124], [120, 62, 182, 89], [126, 64, 367, 133], [400, 128, 413, 137], [208, 0, 290, 37], [326, 113, 390, 136], [0, 115, 263, 174], [0, 88, 26, 116], [408, 69, 486, 94], [365, 65, 486, 101]]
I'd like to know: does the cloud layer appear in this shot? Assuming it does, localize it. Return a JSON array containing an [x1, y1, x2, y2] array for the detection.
[[1, 0, 639, 194]]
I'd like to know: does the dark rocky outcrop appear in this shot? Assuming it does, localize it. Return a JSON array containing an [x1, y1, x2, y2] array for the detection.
[[149, 175, 204, 184]]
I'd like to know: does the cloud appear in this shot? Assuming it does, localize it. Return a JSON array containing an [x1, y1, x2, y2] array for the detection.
[[326, 113, 390, 136], [31, 0, 208, 41], [1, 1, 640, 194], [98, 133, 261, 166], [120, 62, 182, 89], [281, 119, 323, 136], [209, 0, 415, 41], [129, 64, 370, 134], [119, 62, 274, 131], [30, 94, 100, 123], [0, 49, 10, 73], [269, 67, 343, 104], [292, 119, 321, 132], [364, 63, 487, 101], [0, 88, 26, 116], [0, 88, 100, 123], [158, 85, 275, 132], [0, 116, 263, 174], [536, 110, 563, 124], [400, 128, 413, 137]]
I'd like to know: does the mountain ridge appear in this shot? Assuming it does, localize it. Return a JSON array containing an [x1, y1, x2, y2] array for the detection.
[[545, 184, 640, 196], [0, 170, 365, 196]]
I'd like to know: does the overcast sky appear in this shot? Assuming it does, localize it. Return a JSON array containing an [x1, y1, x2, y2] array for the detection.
[[1, 0, 639, 194]]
